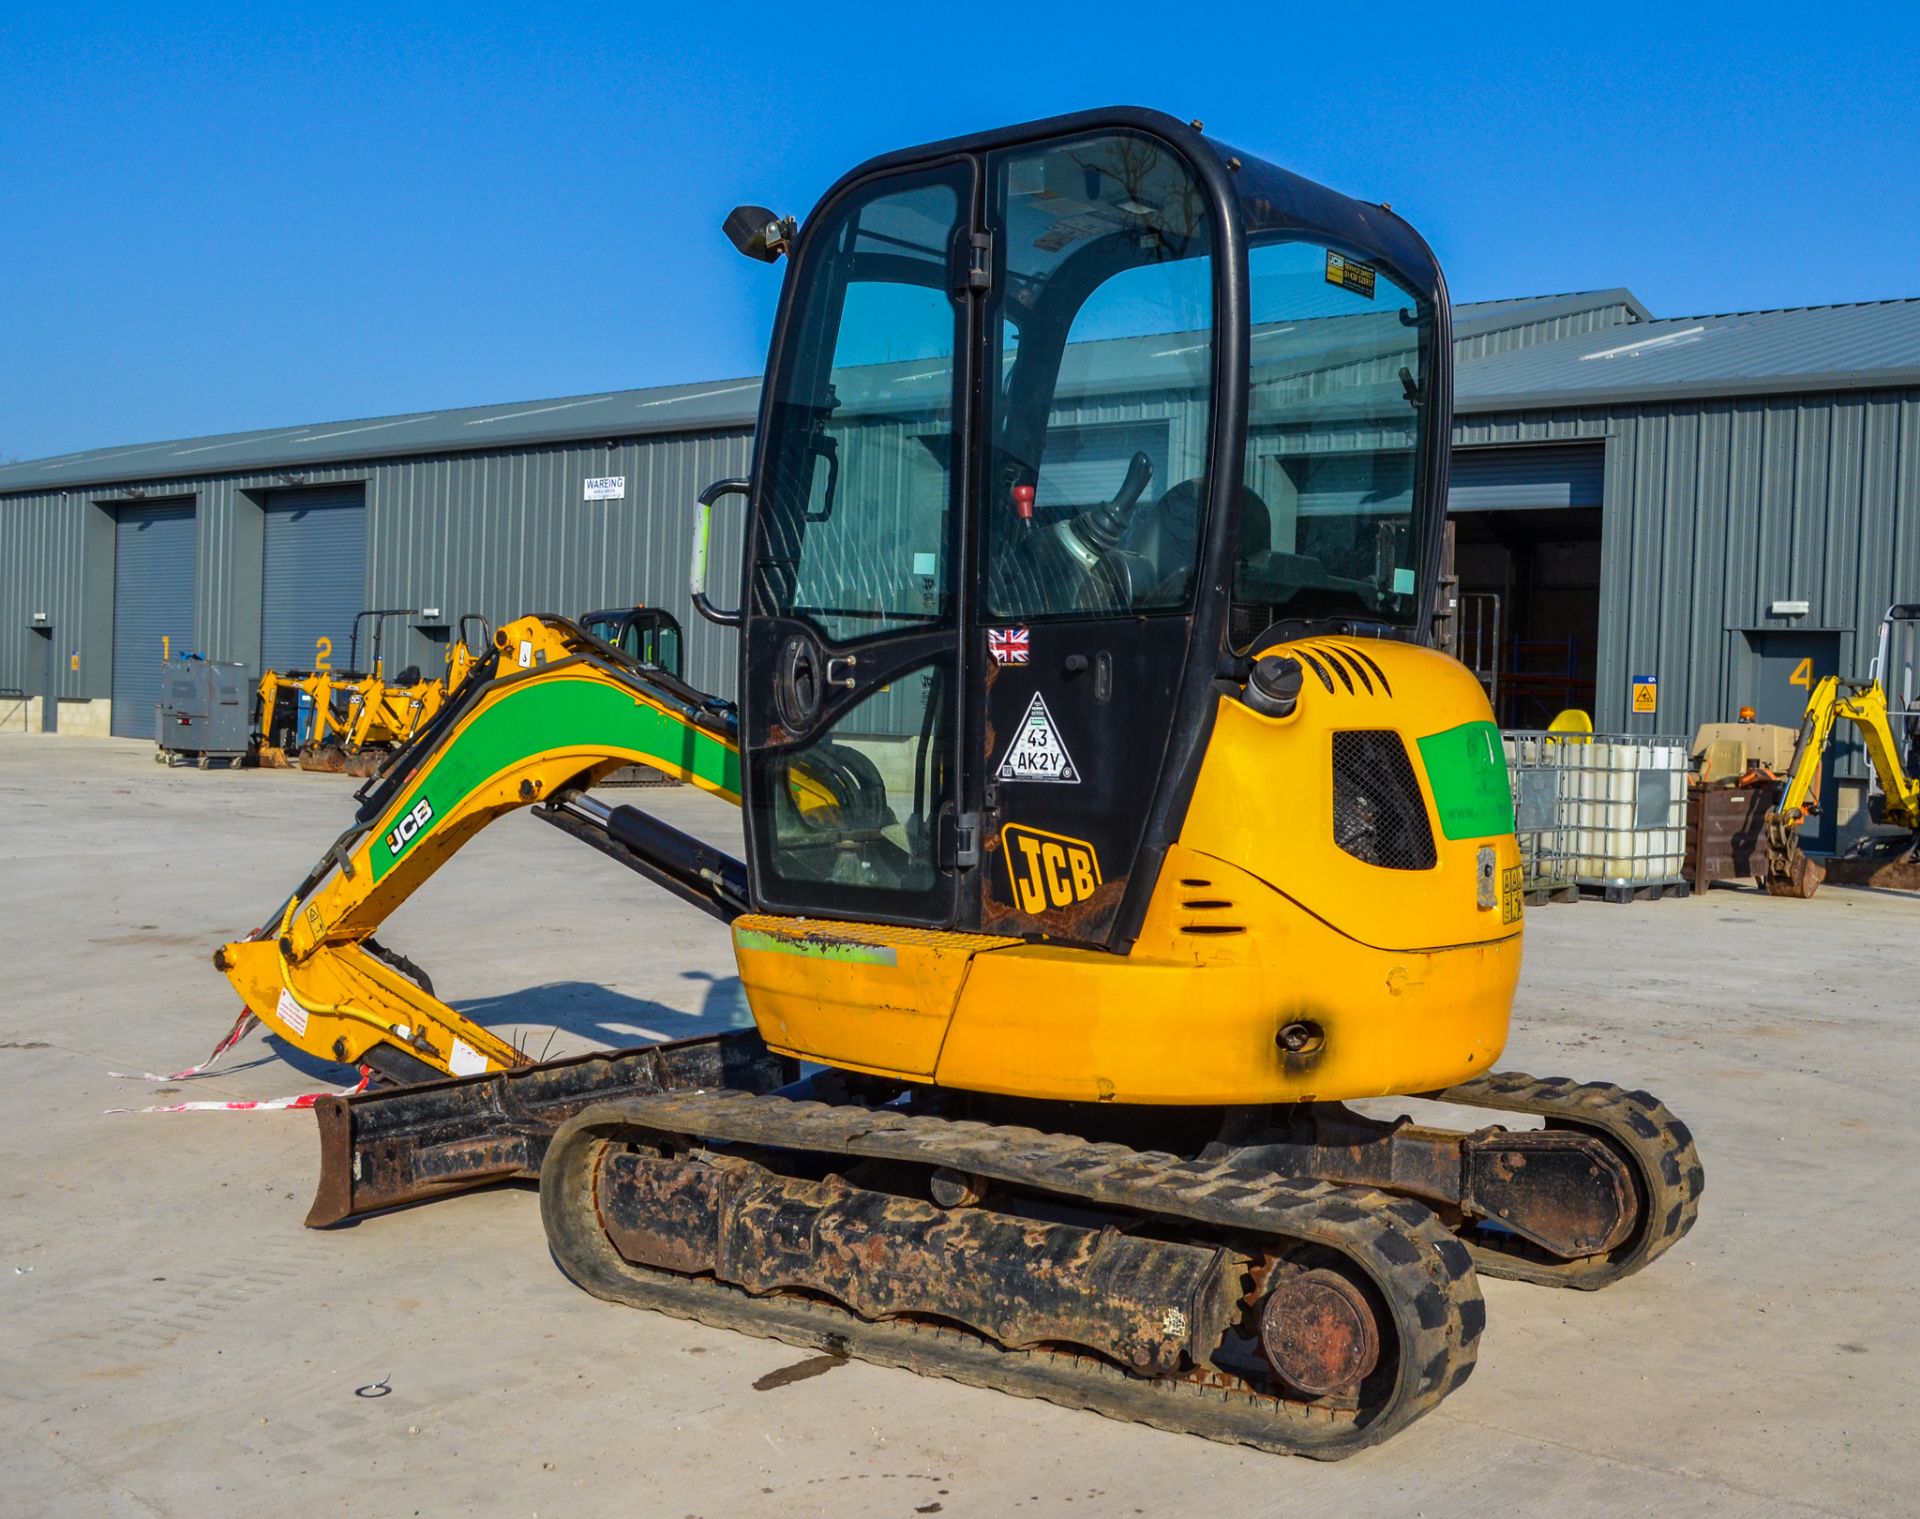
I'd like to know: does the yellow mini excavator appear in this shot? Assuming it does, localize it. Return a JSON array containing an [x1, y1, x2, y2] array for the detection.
[[213, 109, 1700, 1457], [1763, 603, 1920, 896]]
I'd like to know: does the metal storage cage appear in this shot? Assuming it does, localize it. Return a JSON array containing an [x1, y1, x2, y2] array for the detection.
[[1503, 731, 1581, 901]]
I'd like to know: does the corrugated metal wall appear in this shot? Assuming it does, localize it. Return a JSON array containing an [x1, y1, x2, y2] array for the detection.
[[0, 491, 90, 699], [0, 429, 753, 706], [1456, 388, 1920, 743]]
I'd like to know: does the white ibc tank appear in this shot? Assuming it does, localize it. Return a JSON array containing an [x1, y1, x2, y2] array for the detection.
[[1571, 737, 1686, 885]]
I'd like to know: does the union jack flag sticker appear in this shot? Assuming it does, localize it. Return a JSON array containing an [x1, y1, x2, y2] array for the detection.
[[987, 627, 1030, 665]]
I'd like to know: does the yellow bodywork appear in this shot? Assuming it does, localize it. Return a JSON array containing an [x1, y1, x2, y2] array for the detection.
[[224, 619, 1520, 1104], [737, 637, 1520, 1105]]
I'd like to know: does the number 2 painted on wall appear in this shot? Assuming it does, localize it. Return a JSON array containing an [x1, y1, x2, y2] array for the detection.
[[314, 636, 332, 672], [1789, 656, 1812, 689]]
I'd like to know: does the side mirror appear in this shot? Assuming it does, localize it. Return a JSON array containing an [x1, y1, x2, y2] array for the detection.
[[724, 204, 797, 263]]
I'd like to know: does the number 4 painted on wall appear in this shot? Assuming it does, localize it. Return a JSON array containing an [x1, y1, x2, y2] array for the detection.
[[1789, 656, 1812, 689]]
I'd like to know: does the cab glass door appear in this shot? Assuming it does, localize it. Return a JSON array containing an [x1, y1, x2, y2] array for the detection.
[[743, 164, 973, 925]]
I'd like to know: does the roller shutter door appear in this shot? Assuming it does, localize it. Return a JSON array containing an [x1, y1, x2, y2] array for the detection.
[[110, 500, 197, 739], [1447, 444, 1604, 511], [260, 485, 367, 675]]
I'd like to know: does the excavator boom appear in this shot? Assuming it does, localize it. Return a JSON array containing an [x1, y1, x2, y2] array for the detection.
[[217, 614, 742, 1082], [1764, 606, 1920, 896]]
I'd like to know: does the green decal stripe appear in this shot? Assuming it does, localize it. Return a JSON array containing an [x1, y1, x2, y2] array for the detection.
[[1415, 719, 1515, 841], [370, 678, 741, 882], [735, 928, 898, 966]]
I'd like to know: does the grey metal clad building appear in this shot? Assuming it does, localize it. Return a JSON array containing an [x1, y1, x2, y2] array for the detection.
[[0, 381, 760, 739], [5, 285, 1918, 838]]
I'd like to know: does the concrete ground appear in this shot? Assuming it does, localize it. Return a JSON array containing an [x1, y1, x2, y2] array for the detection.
[[1, 734, 1914, 1519]]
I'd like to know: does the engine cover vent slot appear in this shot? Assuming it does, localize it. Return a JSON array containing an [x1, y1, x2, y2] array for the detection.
[[1331, 731, 1437, 871]]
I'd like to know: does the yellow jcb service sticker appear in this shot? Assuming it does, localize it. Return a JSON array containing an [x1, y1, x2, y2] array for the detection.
[[1002, 823, 1102, 914], [1501, 864, 1525, 925]]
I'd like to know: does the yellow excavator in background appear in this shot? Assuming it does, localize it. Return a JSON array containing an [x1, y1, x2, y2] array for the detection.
[[211, 108, 1700, 1458], [1764, 603, 1920, 896], [335, 614, 493, 775], [257, 614, 491, 772]]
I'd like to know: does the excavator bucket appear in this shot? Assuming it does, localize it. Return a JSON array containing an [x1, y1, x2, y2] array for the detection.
[[1764, 848, 1826, 897]]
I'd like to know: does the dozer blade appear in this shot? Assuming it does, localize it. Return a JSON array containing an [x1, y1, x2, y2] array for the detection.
[[304, 1028, 795, 1226], [1819, 840, 1920, 892]]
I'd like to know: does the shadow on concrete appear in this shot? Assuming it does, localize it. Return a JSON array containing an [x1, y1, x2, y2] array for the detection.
[[203, 973, 753, 1091], [449, 974, 750, 1051]]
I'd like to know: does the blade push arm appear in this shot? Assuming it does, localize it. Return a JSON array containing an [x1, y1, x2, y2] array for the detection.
[[215, 615, 743, 1081]]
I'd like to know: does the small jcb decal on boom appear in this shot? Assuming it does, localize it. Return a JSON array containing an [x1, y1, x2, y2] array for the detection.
[[1002, 823, 1101, 915], [385, 797, 434, 857]]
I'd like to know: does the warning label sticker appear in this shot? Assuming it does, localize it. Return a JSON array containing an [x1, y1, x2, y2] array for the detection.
[[448, 1037, 489, 1077], [275, 987, 310, 1038], [995, 693, 1079, 784]]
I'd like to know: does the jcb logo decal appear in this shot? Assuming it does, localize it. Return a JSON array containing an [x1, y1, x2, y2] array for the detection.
[[1002, 824, 1101, 915], [386, 797, 434, 857]]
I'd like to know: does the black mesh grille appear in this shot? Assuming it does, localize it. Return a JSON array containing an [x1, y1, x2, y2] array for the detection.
[[1332, 731, 1437, 871]]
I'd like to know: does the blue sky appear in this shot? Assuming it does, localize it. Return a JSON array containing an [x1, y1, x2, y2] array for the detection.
[[3, 4, 1916, 461]]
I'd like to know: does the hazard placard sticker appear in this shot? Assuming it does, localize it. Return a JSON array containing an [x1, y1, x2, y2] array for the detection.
[[995, 693, 1079, 784]]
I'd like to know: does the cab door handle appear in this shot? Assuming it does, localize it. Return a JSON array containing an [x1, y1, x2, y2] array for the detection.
[[825, 655, 858, 689]]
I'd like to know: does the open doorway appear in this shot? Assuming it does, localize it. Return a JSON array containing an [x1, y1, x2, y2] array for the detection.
[[1443, 445, 1604, 729]]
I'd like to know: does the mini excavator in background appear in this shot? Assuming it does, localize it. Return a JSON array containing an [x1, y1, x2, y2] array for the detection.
[[1763, 603, 1920, 896], [212, 108, 1701, 1458]]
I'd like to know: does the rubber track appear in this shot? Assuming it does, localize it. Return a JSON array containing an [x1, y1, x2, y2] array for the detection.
[[1432, 1070, 1704, 1290], [541, 1089, 1484, 1459]]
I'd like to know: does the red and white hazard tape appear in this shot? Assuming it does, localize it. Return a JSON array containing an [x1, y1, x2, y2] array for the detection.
[[109, 1005, 260, 1083], [107, 1002, 369, 1113], [107, 1067, 370, 1114]]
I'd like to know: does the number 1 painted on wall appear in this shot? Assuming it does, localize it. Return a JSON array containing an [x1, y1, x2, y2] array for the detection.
[[1789, 656, 1812, 689], [162, 634, 170, 662]]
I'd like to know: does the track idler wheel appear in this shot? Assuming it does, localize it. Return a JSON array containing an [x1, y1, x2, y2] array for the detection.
[[1259, 1268, 1381, 1396]]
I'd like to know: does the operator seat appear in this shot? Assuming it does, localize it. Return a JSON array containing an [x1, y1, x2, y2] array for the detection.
[[1126, 478, 1273, 602]]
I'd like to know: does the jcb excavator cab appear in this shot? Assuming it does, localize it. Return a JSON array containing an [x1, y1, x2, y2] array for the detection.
[[706, 108, 1453, 946], [579, 605, 684, 675]]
